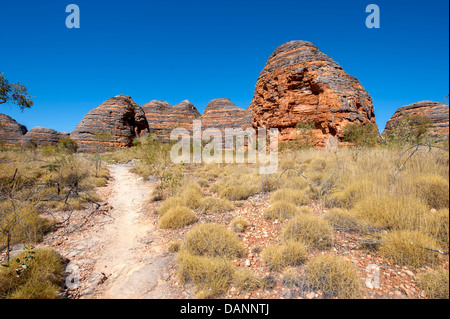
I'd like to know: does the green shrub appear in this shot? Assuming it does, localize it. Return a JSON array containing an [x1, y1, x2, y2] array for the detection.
[[342, 123, 379, 147], [184, 223, 245, 259], [306, 255, 361, 299], [158, 206, 198, 229], [282, 215, 334, 250]]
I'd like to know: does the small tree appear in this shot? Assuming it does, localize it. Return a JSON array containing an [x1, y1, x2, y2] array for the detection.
[[0, 73, 33, 111], [343, 123, 379, 147], [59, 137, 78, 154], [386, 115, 433, 146]]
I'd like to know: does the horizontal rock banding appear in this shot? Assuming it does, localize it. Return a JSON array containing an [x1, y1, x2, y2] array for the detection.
[[21, 127, 69, 146], [71, 95, 149, 152], [142, 100, 200, 142], [384, 101, 449, 137], [250, 40, 376, 147], [0, 113, 28, 145]]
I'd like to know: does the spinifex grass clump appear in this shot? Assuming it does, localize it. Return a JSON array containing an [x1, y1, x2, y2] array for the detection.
[[352, 195, 428, 231], [417, 268, 449, 299], [0, 248, 65, 299], [176, 251, 235, 298], [184, 223, 245, 259], [231, 217, 250, 233], [270, 188, 309, 206], [158, 206, 198, 229], [262, 240, 309, 272], [199, 196, 233, 214], [233, 268, 262, 292], [379, 230, 441, 268], [281, 215, 334, 250], [306, 255, 361, 299], [263, 201, 300, 221]]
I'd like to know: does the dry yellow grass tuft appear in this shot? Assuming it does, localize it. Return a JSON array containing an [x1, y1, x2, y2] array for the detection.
[[233, 268, 262, 292], [231, 217, 250, 233], [270, 188, 309, 206], [306, 255, 361, 299], [282, 214, 334, 250], [176, 251, 234, 298], [0, 248, 65, 299], [379, 230, 441, 268], [352, 195, 428, 231], [417, 268, 449, 299], [262, 240, 309, 272], [158, 206, 198, 229], [263, 201, 300, 221], [199, 196, 233, 214], [184, 223, 245, 259]]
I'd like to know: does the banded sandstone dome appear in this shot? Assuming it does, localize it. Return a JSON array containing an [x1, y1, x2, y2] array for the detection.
[[22, 127, 69, 146], [384, 101, 449, 137], [142, 100, 200, 142], [250, 40, 376, 147], [0, 113, 28, 145], [70, 95, 149, 152]]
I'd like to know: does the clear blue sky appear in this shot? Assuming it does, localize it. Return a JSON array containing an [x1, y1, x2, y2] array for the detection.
[[0, 0, 448, 133]]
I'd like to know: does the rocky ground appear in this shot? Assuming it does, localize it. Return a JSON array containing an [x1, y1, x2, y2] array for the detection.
[[4, 164, 445, 299], [40, 164, 190, 299]]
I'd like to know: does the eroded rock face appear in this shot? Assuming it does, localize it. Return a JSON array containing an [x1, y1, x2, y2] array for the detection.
[[201, 98, 247, 131], [22, 127, 69, 146], [71, 95, 149, 152], [384, 101, 449, 137], [250, 40, 376, 147], [0, 113, 28, 145], [142, 100, 200, 142]]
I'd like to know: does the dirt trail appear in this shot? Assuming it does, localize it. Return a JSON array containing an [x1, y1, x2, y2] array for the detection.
[[47, 164, 186, 299]]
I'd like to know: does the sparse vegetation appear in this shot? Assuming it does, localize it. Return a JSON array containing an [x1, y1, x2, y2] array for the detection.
[[0, 247, 65, 299], [306, 255, 361, 299], [184, 223, 245, 259], [281, 215, 334, 250], [262, 240, 309, 272], [379, 230, 441, 268], [263, 201, 300, 221], [231, 217, 249, 233], [417, 268, 449, 299], [158, 206, 198, 229], [176, 251, 234, 298]]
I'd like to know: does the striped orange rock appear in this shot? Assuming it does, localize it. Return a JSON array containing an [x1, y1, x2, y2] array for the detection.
[[249, 40, 376, 147], [0, 113, 28, 145], [200, 98, 247, 131], [22, 127, 69, 146], [71, 95, 149, 152], [142, 100, 200, 142], [384, 101, 449, 137]]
